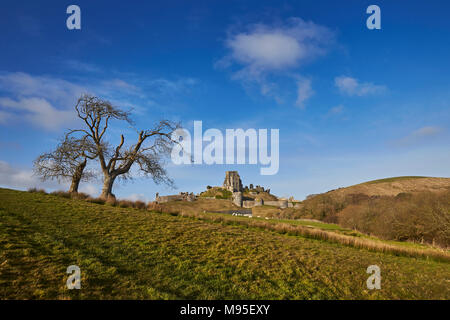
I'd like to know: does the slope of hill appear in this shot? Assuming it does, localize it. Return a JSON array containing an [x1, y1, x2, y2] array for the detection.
[[324, 176, 450, 199], [0, 188, 449, 299], [298, 177, 450, 247]]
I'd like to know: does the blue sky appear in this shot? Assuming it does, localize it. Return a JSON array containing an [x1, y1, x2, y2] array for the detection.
[[1, 0, 449, 201]]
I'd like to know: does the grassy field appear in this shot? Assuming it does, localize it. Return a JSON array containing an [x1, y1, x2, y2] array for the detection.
[[0, 188, 449, 299]]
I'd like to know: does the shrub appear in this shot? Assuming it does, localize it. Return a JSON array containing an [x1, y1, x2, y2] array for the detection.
[[50, 190, 91, 200], [71, 192, 90, 200], [51, 191, 72, 198], [105, 197, 117, 206], [87, 197, 106, 205], [337, 190, 450, 248], [27, 187, 46, 194], [117, 200, 133, 208], [133, 200, 147, 210]]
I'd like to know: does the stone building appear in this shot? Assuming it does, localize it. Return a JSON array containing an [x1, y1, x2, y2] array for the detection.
[[223, 171, 243, 192], [155, 192, 195, 203], [232, 192, 243, 207]]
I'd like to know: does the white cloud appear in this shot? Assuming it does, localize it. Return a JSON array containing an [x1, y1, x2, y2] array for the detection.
[[0, 160, 55, 190], [219, 18, 333, 106], [295, 78, 314, 109], [0, 160, 99, 196], [229, 33, 302, 71], [0, 97, 76, 131], [334, 76, 386, 96], [0, 71, 87, 130], [125, 193, 149, 202], [0, 71, 86, 107], [224, 18, 333, 76], [0, 71, 198, 132], [79, 184, 99, 196]]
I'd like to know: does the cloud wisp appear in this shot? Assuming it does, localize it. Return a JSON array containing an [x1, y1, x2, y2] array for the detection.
[[295, 77, 314, 109], [0, 97, 76, 131], [0, 71, 199, 131], [335, 76, 386, 97], [0, 71, 87, 130], [393, 126, 444, 147]]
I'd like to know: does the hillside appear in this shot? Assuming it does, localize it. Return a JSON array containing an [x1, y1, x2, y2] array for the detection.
[[319, 176, 450, 199], [0, 188, 449, 299], [296, 177, 450, 247]]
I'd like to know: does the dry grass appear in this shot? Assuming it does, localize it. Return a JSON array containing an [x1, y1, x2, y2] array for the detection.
[[328, 177, 450, 199]]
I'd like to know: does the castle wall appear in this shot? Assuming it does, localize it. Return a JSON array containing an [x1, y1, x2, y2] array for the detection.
[[264, 200, 288, 208], [232, 192, 243, 207], [242, 200, 255, 208], [155, 192, 196, 203], [156, 195, 185, 203]]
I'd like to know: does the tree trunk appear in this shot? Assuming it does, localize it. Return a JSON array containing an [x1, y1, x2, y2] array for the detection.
[[68, 159, 87, 193], [100, 174, 116, 200]]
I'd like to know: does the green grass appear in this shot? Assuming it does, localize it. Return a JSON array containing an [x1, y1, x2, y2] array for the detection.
[[199, 187, 232, 199], [0, 188, 449, 299], [210, 212, 351, 232], [203, 212, 444, 250]]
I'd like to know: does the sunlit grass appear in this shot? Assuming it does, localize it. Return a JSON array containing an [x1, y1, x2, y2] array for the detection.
[[0, 188, 449, 300]]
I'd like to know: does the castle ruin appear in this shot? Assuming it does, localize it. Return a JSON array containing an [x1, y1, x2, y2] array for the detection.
[[223, 171, 243, 192], [154, 171, 299, 210]]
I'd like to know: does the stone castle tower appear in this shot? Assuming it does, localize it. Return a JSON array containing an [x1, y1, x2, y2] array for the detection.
[[223, 171, 243, 192]]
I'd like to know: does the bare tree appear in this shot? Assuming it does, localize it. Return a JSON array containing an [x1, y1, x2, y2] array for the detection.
[[68, 94, 179, 200], [33, 136, 97, 193]]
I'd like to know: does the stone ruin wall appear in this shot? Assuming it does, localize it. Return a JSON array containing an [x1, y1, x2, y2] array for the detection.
[[155, 192, 195, 203]]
